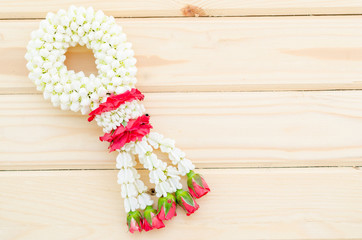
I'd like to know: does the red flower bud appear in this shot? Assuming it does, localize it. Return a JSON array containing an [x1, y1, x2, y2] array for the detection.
[[157, 193, 177, 220], [175, 189, 199, 216], [187, 170, 210, 198], [127, 210, 143, 233], [143, 205, 165, 231]]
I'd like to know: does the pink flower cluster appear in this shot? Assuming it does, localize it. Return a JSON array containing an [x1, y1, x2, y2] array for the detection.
[[127, 171, 210, 233]]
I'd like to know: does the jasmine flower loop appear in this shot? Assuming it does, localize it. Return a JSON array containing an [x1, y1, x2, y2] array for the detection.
[[26, 6, 210, 233], [25, 6, 137, 115]]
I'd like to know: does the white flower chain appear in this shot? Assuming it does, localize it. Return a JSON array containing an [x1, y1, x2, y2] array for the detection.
[[147, 132, 195, 176], [133, 139, 183, 198], [26, 5, 199, 214], [116, 151, 153, 212], [95, 100, 145, 133], [25, 6, 137, 115]]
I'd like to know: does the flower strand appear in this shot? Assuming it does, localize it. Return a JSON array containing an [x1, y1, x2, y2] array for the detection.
[[147, 132, 195, 176], [116, 151, 153, 212], [132, 139, 183, 197]]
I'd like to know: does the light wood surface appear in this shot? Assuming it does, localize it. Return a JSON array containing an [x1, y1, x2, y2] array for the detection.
[[0, 0, 362, 18], [2, 17, 362, 94], [1, 168, 362, 240], [3, 91, 362, 170], [1, 2, 362, 239]]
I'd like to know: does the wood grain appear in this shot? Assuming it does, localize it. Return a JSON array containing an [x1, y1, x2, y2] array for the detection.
[[2, 17, 362, 94], [1, 3, 362, 239], [2, 91, 362, 170], [0, 0, 362, 18], [0, 168, 361, 240]]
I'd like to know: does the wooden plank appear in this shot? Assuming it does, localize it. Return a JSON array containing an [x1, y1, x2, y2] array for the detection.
[[2, 91, 362, 170], [2, 17, 362, 94], [0, 1, 362, 18], [0, 168, 361, 239]]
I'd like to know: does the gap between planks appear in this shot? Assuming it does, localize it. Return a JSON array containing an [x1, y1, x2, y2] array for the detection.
[[3, 88, 362, 96], [3, 13, 362, 20], [0, 168, 361, 239], [3, 91, 362, 170], [0, 165, 360, 172], [1, 0, 362, 18]]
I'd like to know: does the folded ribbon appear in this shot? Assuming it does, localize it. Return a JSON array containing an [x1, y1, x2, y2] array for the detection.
[[100, 115, 152, 152], [88, 88, 144, 122]]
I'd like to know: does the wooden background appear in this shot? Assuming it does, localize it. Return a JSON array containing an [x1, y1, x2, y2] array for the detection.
[[1, 1, 362, 239]]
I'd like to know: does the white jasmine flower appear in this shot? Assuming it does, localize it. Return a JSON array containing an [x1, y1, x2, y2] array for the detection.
[[124, 198, 131, 213], [137, 193, 153, 210], [177, 159, 195, 176], [159, 138, 176, 153], [70, 101, 80, 111], [146, 132, 163, 149]]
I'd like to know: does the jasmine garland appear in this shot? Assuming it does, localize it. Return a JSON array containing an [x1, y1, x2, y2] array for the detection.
[[25, 5, 210, 233]]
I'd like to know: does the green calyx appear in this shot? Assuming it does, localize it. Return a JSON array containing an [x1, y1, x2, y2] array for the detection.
[[145, 205, 156, 212], [166, 192, 176, 202], [157, 196, 166, 211], [121, 120, 127, 127], [175, 189, 195, 207], [187, 171, 204, 191], [157, 193, 176, 216], [144, 205, 157, 225], [186, 170, 196, 179], [127, 210, 142, 228]]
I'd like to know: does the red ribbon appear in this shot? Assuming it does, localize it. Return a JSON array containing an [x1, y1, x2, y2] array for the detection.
[[88, 88, 144, 122], [100, 115, 152, 152], [88, 88, 152, 152]]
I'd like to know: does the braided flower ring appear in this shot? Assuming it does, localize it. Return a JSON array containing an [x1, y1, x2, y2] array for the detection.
[[25, 6, 210, 233]]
